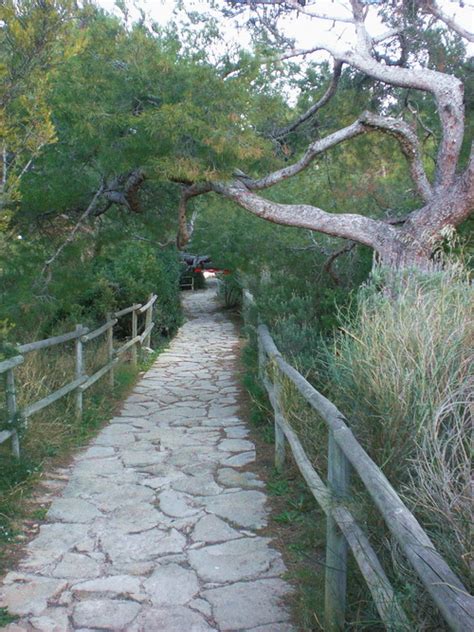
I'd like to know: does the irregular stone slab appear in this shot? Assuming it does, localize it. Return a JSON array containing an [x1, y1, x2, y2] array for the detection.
[[74, 458, 124, 476], [143, 563, 199, 605], [189, 537, 279, 583], [172, 475, 222, 497], [217, 468, 265, 489], [47, 498, 101, 523], [90, 483, 155, 512], [158, 490, 200, 518], [203, 579, 292, 630], [63, 476, 117, 498], [71, 575, 141, 598], [79, 446, 116, 459], [225, 426, 250, 439], [221, 451, 256, 467], [218, 438, 255, 452], [149, 407, 207, 424], [52, 553, 101, 579], [168, 450, 227, 468], [29, 608, 70, 632], [121, 450, 166, 467], [93, 432, 134, 447], [128, 606, 214, 632], [202, 490, 267, 528], [202, 416, 242, 427], [100, 528, 185, 564], [22, 523, 88, 568], [120, 403, 151, 417], [108, 503, 163, 533], [72, 599, 141, 629], [191, 514, 241, 543], [0, 577, 67, 616]]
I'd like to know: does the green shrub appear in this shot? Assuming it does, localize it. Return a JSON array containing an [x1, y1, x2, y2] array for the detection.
[[217, 272, 242, 308], [0, 241, 183, 343]]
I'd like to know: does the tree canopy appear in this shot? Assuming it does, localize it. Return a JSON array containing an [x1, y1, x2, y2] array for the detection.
[[0, 0, 472, 277]]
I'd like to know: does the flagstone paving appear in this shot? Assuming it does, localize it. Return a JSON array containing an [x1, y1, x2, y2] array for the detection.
[[0, 285, 294, 631]]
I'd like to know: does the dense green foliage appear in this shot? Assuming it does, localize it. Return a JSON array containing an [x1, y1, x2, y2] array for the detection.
[[0, 236, 182, 348]]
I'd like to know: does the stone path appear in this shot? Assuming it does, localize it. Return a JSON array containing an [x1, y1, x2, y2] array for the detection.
[[0, 285, 294, 631]]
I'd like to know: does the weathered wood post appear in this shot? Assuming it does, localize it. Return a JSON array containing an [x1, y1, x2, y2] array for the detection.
[[6, 368, 20, 458], [75, 324, 84, 420], [274, 377, 286, 472], [144, 294, 153, 349], [131, 307, 138, 366], [106, 313, 114, 388], [324, 430, 350, 631]]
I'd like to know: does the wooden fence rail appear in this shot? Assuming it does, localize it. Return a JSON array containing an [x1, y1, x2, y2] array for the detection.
[[0, 294, 157, 458], [255, 321, 473, 632]]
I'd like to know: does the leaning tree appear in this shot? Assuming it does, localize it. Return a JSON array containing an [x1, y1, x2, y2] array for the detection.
[[177, 0, 473, 268]]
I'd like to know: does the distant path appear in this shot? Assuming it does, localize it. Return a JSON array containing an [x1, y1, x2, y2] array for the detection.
[[1, 284, 294, 631]]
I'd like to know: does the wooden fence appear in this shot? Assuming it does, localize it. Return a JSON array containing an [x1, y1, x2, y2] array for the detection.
[[0, 294, 157, 458], [243, 286, 473, 631]]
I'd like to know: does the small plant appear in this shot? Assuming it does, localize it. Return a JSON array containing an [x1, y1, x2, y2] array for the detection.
[[0, 607, 18, 626]]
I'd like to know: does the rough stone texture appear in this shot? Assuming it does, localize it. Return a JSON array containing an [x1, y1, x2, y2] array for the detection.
[[72, 599, 141, 629], [191, 514, 242, 543], [203, 579, 293, 630], [0, 577, 67, 616], [0, 285, 293, 630], [189, 538, 281, 583], [71, 575, 141, 598], [143, 564, 199, 605], [47, 498, 102, 523], [52, 553, 102, 579], [128, 606, 213, 631], [202, 490, 268, 528]]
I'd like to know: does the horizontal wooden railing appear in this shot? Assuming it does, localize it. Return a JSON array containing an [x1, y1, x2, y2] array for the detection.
[[243, 286, 474, 631], [0, 294, 157, 458]]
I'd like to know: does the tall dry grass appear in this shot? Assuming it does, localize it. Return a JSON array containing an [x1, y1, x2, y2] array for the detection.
[[320, 263, 473, 614]]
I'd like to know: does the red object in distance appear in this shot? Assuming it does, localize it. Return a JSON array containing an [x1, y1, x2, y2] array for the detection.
[[194, 268, 231, 274]]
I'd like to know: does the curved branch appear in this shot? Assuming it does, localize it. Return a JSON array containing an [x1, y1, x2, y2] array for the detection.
[[211, 180, 397, 253], [359, 111, 433, 201], [422, 1, 474, 43], [41, 184, 105, 280], [243, 120, 367, 190], [273, 61, 343, 139], [286, 0, 354, 23], [307, 43, 464, 191]]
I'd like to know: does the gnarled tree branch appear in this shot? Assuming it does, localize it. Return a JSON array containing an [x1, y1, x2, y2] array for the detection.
[[316, 21, 464, 191], [241, 120, 367, 190], [211, 179, 398, 253], [422, 1, 474, 43], [359, 111, 433, 201]]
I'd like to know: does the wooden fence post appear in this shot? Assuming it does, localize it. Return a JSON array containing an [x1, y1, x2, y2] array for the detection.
[[75, 324, 84, 420], [144, 294, 153, 349], [274, 378, 286, 472], [131, 307, 138, 366], [325, 429, 351, 631], [106, 313, 114, 388], [6, 369, 20, 458]]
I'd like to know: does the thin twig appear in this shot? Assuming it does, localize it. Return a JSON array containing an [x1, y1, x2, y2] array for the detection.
[[41, 184, 105, 281]]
